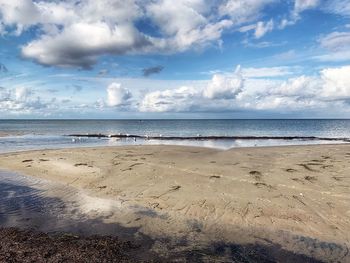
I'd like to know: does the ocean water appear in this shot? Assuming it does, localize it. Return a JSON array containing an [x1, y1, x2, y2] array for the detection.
[[0, 119, 350, 152]]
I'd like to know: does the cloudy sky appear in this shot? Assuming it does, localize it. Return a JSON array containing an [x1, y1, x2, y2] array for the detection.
[[0, 0, 350, 118]]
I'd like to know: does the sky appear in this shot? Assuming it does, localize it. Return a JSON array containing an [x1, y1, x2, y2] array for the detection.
[[0, 0, 350, 119]]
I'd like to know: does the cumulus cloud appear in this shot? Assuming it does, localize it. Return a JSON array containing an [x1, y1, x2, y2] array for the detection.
[[138, 65, 350, 113], [320, 65, 350, 98], [142, 66, 164, 77], [146, 0, 234, 52], [140, 66, 244, 112], [21, 22, 152, 69], [0, 86, 51, 114], [0, 0, 279, 68], [106, 82, 131, 107], [140, 86, 198, 112], [15, 87, 31, 101], [203, 66, 243, 99], [270, 75, 319, 97]]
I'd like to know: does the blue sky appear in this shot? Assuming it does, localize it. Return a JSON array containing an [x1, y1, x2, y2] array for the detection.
[[0, 0, 350, 118]]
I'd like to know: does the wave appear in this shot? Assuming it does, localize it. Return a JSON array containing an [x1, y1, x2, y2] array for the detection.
[[67, 134, 350, 142]]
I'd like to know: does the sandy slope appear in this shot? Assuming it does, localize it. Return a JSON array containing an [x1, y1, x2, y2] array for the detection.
[[0, 144, 349, 261]]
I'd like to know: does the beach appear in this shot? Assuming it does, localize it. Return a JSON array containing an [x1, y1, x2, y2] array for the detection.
[[0, 144, 349, 261]]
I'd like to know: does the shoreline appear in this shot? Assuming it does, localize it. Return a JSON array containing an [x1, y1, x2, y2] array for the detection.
[[0, 140, 349, 155], [0, 144, 349, 261]]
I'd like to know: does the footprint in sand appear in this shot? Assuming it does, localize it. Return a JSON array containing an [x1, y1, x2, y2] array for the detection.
[[292, 178, 304, 184], [153, 185, 181, 198], [254, 182, 275, 190], [249, 170, 262, 180], [297, 163, 317, 172], [74, 163, 88, 167], [332, 176, 343, 181], [304, 175, 317, 183]]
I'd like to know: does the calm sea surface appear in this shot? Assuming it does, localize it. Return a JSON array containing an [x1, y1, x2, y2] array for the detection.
[[0, 119, 350, 152]]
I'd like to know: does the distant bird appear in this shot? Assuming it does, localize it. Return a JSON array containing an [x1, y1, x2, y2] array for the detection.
[[72, 138, 76, 143]]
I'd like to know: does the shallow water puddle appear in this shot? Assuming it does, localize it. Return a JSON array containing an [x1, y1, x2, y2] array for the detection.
[[0, 170, 140, 238]]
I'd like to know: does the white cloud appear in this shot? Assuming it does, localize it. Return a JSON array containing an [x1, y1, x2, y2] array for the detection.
[[314, 50, 350, 62], [0, 0, 39, 34], [15, 87, 31, 101], [140, 86, 198, 112], [3, 65, 350, 116], [21, 22, 152, 69], [320, 65, 350, 98], [277, 0, 319, 30], [278, 18, 296, 30], [270, 75, 319, 97], [140, 66, 244, 112], [0, 86, 51, 114], [323, 0, 350, 16], [254, 19, 274, 39], [219, 0, 276, 25], [239, 19, 274, 39], [239, 24, 256, 33], [294, 0, 319, 14], [106, 82, 131, 107], [242, 66, 296, 78], [314, 31, 350, 62], [319, 31, 350, 51], [0, 0, 280, 68], [138, 65, 350, 113], [203, 66, 243, 99]]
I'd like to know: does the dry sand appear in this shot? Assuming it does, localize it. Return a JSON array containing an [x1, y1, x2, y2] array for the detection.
[[0, 144, 349, 261]]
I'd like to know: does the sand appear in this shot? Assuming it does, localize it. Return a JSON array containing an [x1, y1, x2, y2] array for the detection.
[[0, 144, 349, 261]]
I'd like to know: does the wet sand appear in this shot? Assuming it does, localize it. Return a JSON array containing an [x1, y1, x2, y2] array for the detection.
[[0, 144, 349, 262]]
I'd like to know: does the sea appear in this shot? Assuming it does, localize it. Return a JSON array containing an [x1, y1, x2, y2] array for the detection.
[[1, 119, 350, 153]]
